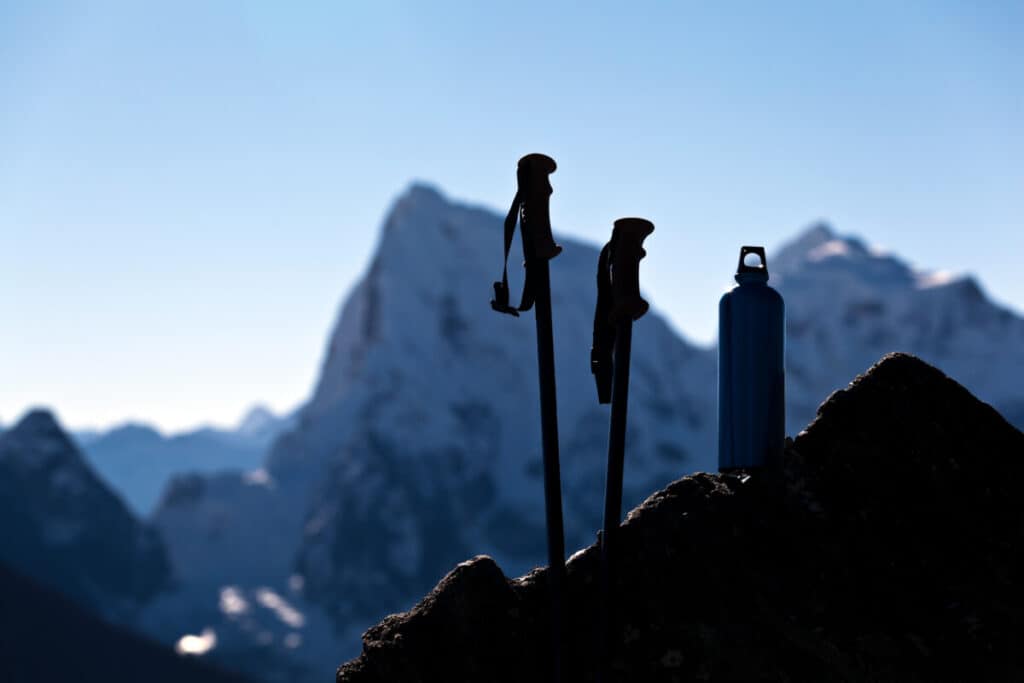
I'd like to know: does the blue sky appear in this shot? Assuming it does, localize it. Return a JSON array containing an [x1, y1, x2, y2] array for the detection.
[[2, 1, 1021, 432]]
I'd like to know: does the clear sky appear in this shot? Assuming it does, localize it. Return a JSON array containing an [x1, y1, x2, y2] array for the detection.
[[2, 1, 1021, 432]]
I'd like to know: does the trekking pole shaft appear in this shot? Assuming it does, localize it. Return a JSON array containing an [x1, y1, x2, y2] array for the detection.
[[532, 259, 566, 683], [602, 319, 633, 536], [598, 319, 633, 683]]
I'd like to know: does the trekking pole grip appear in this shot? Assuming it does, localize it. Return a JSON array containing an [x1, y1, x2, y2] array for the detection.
[[517, 153, 562, 262], [609, 217, 654, 323]]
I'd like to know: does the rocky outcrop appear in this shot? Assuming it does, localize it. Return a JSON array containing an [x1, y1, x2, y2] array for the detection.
[[337, 354, 1024, 682]]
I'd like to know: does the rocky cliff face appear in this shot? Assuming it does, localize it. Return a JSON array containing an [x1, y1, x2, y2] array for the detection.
[[337, 354, 1024, 682]]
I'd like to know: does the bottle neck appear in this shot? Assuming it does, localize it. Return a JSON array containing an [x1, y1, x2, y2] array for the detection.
[[735, 272, 769, 285]]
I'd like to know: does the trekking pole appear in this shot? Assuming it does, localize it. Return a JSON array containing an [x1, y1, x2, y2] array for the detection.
[[590, 218, 654, 682], [490, 153, 566, 683]]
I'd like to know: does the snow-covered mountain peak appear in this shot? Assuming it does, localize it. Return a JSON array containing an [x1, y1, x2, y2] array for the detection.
[[235, 404, 282, 439], [771, 223, 1004, 312], [914, 270, 982, 297], [774, 224, 924, 297], [771, 222, 834, 268], [394, 181, 447, 208], [373, 183, 476, 260]]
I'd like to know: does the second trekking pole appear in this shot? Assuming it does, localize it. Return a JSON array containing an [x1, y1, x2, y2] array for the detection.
[[490, 153, 567, 683], [590, 217, 654, 682]]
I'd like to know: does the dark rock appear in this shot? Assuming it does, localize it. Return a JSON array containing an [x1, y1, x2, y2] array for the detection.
[[336, 353, 1024, 682]]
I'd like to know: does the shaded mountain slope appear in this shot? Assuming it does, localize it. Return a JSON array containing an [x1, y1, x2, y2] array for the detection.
[[0, 410, 171, 619], [337, 353, 1024, 682], [0, 559, 250, 683]]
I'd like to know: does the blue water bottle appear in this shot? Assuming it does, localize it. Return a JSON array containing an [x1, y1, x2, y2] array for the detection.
[[718, 246, 785, 472]]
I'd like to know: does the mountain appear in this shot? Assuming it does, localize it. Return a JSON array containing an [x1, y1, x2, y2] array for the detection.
[[0, 559, 251, 683], [236, 405, 293, 442], [78, 404, 295, 516], [140, 184, 1024, 681], [337, 354, 1024, 682], [144, 184, 717, 678], [285, 183, 715, 620], [0, 409, 172, 620], [775, 223, 1024, 433]]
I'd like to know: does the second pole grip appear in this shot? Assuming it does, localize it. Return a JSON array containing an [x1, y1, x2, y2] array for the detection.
[[609, 217, 654, 324]]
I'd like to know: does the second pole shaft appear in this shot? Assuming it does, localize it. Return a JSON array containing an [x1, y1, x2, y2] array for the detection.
[[599, 318, 633, 681], [602, 319, 633, 541]]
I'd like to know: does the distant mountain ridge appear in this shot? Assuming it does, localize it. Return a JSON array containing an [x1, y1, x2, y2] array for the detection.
[[76, 404, 296, 515]]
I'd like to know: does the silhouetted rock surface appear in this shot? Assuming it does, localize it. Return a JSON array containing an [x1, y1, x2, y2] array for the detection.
[[337, 353, 1024, 682]]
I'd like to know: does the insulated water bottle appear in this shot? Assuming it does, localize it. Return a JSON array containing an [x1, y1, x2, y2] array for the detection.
[[718, 246, 785, 471]]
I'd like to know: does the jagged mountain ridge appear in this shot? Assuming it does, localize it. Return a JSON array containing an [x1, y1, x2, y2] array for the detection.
[[0, 409, 172, 620]]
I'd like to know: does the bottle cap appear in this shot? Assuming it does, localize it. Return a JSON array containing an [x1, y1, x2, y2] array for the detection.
[[735, 246, 769, 283]]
